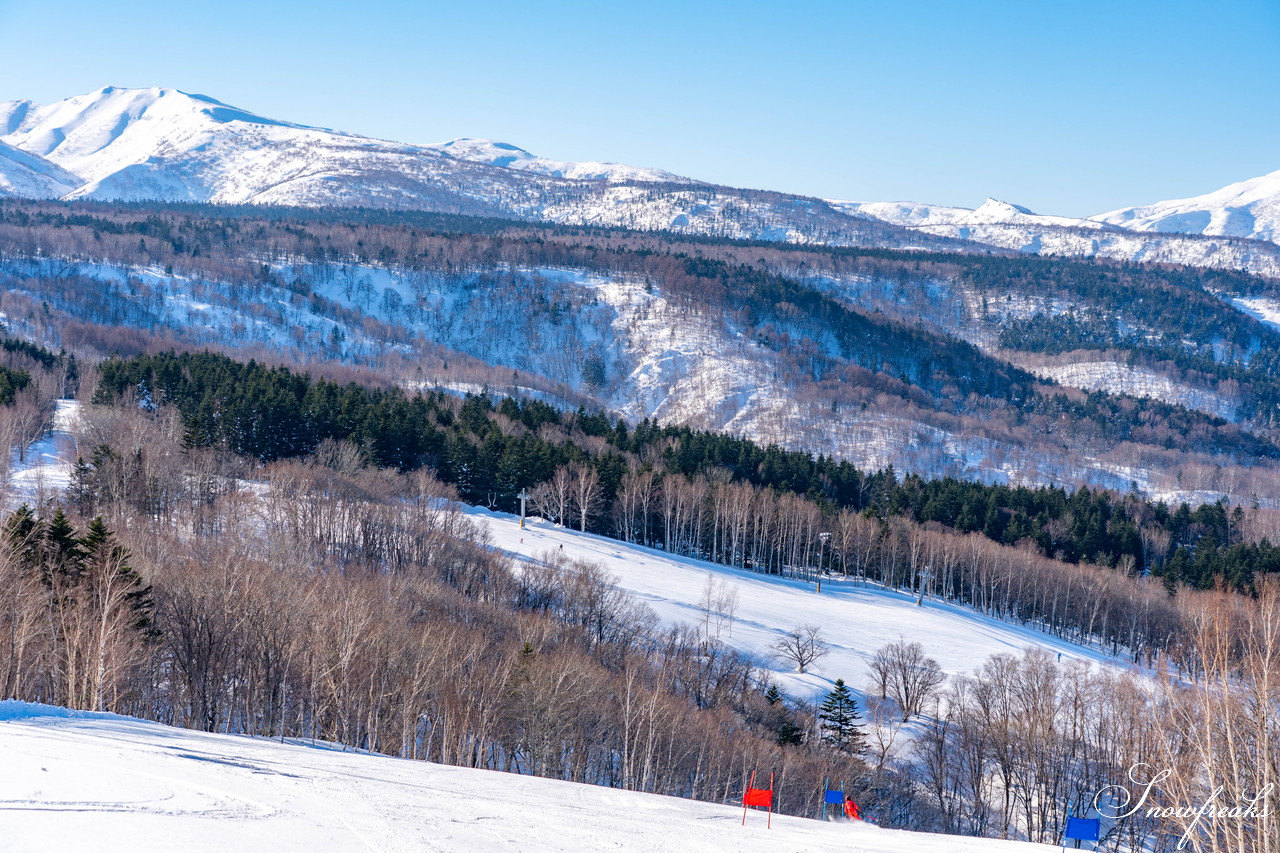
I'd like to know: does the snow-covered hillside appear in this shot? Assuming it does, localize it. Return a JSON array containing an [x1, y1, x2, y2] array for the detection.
[[469, 508, 1124, 703], [0, 140, 81, 198], [430, 137, 686, 183], [1094, 168, 1280, 245], [832, 197, 1116, 231], [831, 196, 1280, 277], [0, 701, 1053, 853]]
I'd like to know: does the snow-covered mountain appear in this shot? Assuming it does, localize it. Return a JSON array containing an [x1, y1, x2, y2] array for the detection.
[[2, 86, 1279, 276], [831, 197, 1117, 231], [0, 86, 935, 249], [1092, 168, 1280, 244], [429, 136, 687, 183], [832, 195, 1280, 277], [0, 140, 81, 198]]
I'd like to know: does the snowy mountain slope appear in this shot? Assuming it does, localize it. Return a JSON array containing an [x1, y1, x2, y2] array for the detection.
[[832, 196, 1280, 278], [430, 136, 686, 183], [1018, 359, 1239, 422], [4, 86, 1279, 275], [0, 140, 81, 198], [1093, 168, 1280, 245], [832, 197, 1118, 231], [3, 244, 1270, 503], [468, 507, 1127, 703], [0, 87, 933, 249], [0, 397, 1129, 704], [0, 702, 1053, 853]]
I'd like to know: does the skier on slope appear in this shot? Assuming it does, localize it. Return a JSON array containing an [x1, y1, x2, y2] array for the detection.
[[843, 795, 861, 821]]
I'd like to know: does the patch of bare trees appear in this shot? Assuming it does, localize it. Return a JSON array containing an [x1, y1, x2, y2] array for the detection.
[[771, 624, 830, 674]]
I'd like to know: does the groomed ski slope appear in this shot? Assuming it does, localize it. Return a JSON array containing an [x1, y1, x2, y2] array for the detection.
[[0, 701, 1054, 853], [467, 507, 1126, 702]]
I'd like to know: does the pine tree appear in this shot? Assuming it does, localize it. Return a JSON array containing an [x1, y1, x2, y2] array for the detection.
[[819, 679, 867, 754], [763, 683, 804, 745], [79, 516, 156, 637]]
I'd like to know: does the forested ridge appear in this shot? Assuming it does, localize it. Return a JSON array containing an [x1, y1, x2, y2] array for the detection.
[[4, 196, 1278, 477], [95, 350, 1280, 592]]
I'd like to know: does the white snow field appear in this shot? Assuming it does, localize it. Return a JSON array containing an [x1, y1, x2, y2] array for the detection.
[[5, 399, 81, 510], [467, 507, 1124, 703], [0, 701, 1054, 853]]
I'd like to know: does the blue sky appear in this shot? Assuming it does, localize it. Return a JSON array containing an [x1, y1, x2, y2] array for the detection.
[[0, 0, 1276, 216]]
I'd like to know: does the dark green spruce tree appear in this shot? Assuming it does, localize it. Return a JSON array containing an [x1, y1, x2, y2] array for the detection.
[[819, 679, 867, 754]]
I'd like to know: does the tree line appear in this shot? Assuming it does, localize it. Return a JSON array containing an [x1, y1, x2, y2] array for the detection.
[[91, 350, 1280, 596]]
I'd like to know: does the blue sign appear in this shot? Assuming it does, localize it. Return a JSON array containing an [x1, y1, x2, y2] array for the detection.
[[1065, 817, 1101, 841], [824, 790, 845, 805]]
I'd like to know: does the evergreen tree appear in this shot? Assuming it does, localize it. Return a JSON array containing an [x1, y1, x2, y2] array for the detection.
[[819, 679, 867, 754], [763, 683, 804, 746]]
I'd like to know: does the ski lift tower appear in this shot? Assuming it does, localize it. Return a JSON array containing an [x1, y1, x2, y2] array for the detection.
[[517, 488, 530, 529], [915, 565, 933, 607], [817, 531, 830, 593]]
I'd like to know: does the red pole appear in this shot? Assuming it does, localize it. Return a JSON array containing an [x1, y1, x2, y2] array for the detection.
[[742, 769, 754, 826], [767, 772, 774, 829]]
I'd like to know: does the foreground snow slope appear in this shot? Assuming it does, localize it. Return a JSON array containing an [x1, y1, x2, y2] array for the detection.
[[0, 701, 1053, 852], [468, 508, 1123, 702]]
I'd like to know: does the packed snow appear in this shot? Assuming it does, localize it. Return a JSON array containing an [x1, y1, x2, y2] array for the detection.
[[0, 701, 1054, 853], [468, 507, 1127, 704]]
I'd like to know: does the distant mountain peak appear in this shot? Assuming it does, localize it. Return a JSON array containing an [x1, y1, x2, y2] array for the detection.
[[975, 197, 1036, 216], [1092, 168, 1280, 244]]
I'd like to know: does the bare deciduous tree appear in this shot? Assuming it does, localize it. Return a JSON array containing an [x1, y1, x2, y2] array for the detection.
[[869, 639, 944, 721], [771, 623, 829, 673]]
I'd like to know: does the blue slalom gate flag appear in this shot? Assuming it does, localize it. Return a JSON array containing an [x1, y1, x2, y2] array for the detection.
[[1065, 817, 1101, 841], [823, 790, 845, 805]]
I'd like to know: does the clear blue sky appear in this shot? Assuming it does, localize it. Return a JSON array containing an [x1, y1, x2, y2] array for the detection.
[[0, 0, 1276, 216]]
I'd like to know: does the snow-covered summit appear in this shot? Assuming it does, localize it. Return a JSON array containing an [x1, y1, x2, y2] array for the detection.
[[831, 196, 1117, 230], [1092, 167, 1280, 244], [0, 87, 686, 207], [430, 136, 686, 183], [0, 86, 315, 186]]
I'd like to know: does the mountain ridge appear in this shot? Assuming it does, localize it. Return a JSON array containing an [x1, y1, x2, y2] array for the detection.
[[1, 86, 1277, 277]]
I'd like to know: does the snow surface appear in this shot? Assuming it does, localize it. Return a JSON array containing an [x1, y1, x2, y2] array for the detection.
[[0, 700, 1053, 853], [467, 507, 1126, 703], [0, 140, 81, 198], [831, 197, 1280, 278], [1028, 360, 1238, 422], [6, 399, 80, 509], [430, 137, 685, 183], [1231, 295, 1280, 331], [1093, 168, 1280, 245], [830, 197, 1117, 231]]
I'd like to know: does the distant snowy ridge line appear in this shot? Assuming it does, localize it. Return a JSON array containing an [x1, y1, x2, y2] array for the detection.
[[0, 86, 1277, 274]]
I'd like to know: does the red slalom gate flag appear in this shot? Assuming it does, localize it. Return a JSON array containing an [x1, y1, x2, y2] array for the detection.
[[741, 771, 775, 828]]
